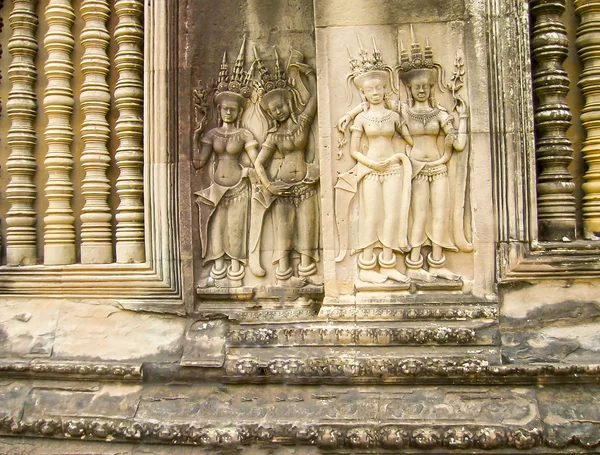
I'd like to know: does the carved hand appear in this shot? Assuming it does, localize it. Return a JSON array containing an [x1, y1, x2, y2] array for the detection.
[[455, 95, 468, 116], [305, 162, 320, 182], [336, 114, 352, 134], [268, 180, 292, 196], [194, 115, 208, 137], [369, 160, 390, 172], [289, 62, 314, 76]]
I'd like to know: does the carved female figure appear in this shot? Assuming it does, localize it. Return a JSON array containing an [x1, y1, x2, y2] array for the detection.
[[335, 40, 413, 284], [397, 38, 471, 281], [252, 50, 319, 287], [193, 41, 258, 288]]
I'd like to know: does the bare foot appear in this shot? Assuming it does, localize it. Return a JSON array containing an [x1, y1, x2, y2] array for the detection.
[[197, 277, 215, 288], [277, 275, 307, 288], [214, 277, 232, 288], [359, 269, 388, 284], [430, 267, 461, 281], [380, 268, 410, 283], [406, 267, 436, 282]]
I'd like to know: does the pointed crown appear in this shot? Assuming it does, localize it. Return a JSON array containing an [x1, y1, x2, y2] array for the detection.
[[397, 25, 436, 73], [347, 35, 388, 78], [215, 36, 254, 102], [253, 46, 290, 97]]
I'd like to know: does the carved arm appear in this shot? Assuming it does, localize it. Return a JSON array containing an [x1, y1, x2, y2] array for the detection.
[[192, 131, 213, 170]]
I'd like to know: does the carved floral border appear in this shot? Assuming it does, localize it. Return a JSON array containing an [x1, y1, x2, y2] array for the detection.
[[3, 417, 594, 451]]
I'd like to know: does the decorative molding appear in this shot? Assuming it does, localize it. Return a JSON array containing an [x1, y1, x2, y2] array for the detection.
[[530, 0, 577, 241], [223, 356, 600, 381], [80, 0, 112, 263], [575, 0, 600, 239], [0, 417, 579, 451], [319, 303, 498, 321], [114, 0, 145, 263], [228, 327, 477, 347], [498, 240, 600, 280], [42, 0, 76, 265], [0, 359, 143, 380], [4, 358, 600, 384], [6, 0, 39, 265]]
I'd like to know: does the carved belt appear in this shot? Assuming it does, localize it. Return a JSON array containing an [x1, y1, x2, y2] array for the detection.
[[276, 182, 317, 207], [364, 163, 404, 182], [414, 164, 448, 182], [220, 179, 248, 206]]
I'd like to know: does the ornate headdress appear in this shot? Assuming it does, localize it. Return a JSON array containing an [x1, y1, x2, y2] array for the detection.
[[254, 47, 292, 108], [346, 35, 397, 102], [396, 26, 445, 93], [214, 36, 254, 108]]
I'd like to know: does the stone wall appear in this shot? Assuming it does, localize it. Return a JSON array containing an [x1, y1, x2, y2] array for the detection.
[[1, 0, 600, 453]]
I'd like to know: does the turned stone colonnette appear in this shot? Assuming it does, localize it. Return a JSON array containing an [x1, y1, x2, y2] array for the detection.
[[530, 0, 578, 241], [43, 0, 76, 265], [4, 0, 145, 266], [6, 0, 39, 265], [575, 0, 600, 239]]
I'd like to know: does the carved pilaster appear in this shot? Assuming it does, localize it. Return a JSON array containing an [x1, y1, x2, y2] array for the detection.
[[530, 0, 577, 241], [575, 0, 600, 239], [114, 0, 144, 263], [6, 0, 38, 265], [43, 0, 75, 264], [80, 0, 112, 263]]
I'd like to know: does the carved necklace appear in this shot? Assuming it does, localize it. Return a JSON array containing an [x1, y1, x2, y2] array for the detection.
[[405, 107, 439, 125], [214, 128, 245, 140], [361, 110, 395, 124]]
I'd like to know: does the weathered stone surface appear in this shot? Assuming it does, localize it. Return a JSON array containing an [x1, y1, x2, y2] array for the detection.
[[51, 301, 185, 362], [500, 281, 600, 363], [0, 381, 30, 423], [0, 300, 60, 358]]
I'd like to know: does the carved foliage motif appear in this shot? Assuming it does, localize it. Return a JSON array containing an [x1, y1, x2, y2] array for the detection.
[[228, 326, 476, 346], [0, 417, 549, 450]]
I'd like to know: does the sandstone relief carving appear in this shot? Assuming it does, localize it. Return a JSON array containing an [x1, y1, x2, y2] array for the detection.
[[193, 39, 321, 297], [193, 38, 259, 289], [250, 48, 320, 288], [335, 30, 472, 287], [335, 37, 413, 285]]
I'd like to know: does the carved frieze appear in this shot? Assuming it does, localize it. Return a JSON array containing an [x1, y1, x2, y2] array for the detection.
[[0, 417, 546, 450], [192, 39, 323, 302], [228, 326, 477, 346]]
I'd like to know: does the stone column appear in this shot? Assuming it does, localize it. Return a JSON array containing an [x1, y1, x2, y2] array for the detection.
[[43, 0, 76, 265], [114, 0, 145, 263], [575, 0, 600, 239], [80, 0, 112, 263], [530, 0, 577, 241], [6, 0, 39, 265]]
